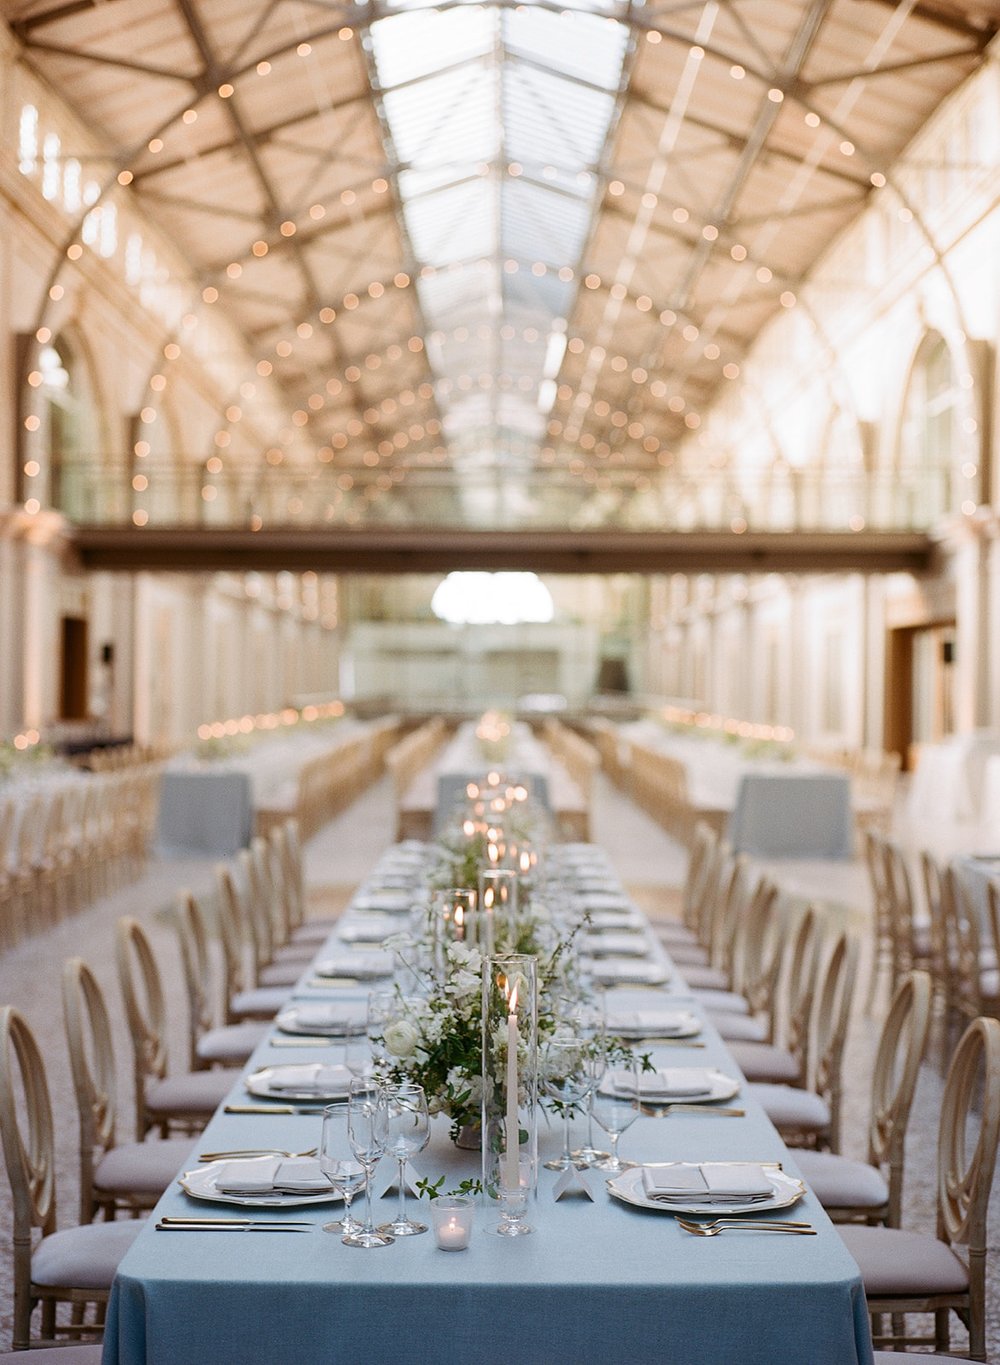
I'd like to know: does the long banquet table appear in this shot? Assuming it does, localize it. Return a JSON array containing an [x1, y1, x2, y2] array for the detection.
[[102, 850, 872, 1365]]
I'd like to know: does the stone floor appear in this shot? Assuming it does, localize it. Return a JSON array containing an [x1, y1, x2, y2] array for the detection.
[[0, 770, 996, 1358]]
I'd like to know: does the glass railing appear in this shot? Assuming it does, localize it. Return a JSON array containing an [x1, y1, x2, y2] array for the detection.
[[31, 458, 955, 533]]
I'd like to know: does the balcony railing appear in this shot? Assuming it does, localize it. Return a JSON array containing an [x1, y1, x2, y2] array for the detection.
[[36, 458, 956, 533]]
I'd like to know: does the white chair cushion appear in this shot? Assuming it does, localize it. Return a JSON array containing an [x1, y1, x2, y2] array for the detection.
[[196, 1022, 268, 1065], [146, 1068, 241, 1117], [95, 1137, 194, 1197], [793, 1149, 889, 1211], [872, 1354, 968, 1363], [258, 960, 303, 987], [708, 1012, 769, 1043], [230, 985, 292, 1019], [32, 1219, 143, 1289], [681, 964, 730, 991], [838, 1225, 969, 1295], [655, 922, 698, 946], [728, 1041, 800, 1084], [663, 942, 710, 967], [692, 988, 750, 1015], [750, 1082, 830, 1132], [274, 942, 318, 963], [290, 920, 338, 945]]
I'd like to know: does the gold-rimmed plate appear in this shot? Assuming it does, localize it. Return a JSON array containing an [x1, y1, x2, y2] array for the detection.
[[607, 1163, 805, 1217], [601, 1067, 739, 1103], [246, 1063, 352, 1102]]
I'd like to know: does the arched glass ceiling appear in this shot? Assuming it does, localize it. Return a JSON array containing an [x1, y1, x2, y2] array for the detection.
[[369, 0, 634, 469]]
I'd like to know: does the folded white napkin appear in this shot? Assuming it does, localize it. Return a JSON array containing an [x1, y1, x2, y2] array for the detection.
[[579, 893, 631, 912], [606, 1008, 697, 1038], [584, 932, 649, 958], [339, 919, 395, 944], [587, 910, 643, 930], [277, 1003, 366, 1034], [265, 1063, 352, 1095], [314, 952, 393, 980], [353, 891, 413, 913], [640, 1163, 773, 1204], [611, 1067, 716, 1099], [590, 960, 669, 986], [215, 1156, 331, 1196]]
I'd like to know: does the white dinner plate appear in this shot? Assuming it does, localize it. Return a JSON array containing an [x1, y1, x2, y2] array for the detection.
[[275, 1003, 367, 1036], [312, 951, 393, 981], [601, 1067, 740, 1103], [352, 891, 413, 913], [179, 1159, 344, 1209], [246, 1063, 353, 1102], [605, 1008, 701, 1040], [589, 960, 671, 987], [606, 1163, 805, 1216]]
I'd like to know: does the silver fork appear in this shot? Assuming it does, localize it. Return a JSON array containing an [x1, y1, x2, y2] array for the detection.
[[676, 1217, 815, 1236]]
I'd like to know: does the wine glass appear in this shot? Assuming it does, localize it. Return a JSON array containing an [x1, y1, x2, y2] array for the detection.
[[541, 1035, 593, 1171], [378, 1081, 430, 1236], [366, 989, 397, 1074], [345, 1078, 393, 1248], [590, 1051, 642, 1173], [563, 998, 610, 1168], [319, 1104, 366, 1236]]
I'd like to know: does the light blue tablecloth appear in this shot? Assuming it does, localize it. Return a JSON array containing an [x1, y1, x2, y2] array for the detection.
[[156, 770, 254, 857], [103, 899, 872, 1364], [728, 772, 854, 859]]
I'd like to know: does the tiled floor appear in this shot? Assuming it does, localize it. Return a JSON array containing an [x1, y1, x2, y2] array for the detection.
[[0, 770, 996, 1358]]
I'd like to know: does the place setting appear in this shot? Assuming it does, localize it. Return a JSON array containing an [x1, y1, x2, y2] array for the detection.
[[606, 1160, 810, 1233]]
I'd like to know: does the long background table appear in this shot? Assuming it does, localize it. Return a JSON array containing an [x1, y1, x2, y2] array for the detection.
[[103, 857, 872, 1365]]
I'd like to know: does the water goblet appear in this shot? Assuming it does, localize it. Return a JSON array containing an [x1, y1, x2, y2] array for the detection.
[[378, 1081, 430, 1236], [319, 1104, 366, 1236], [541, 1035, 593, 1172], [345, 1078, 393, 1248], [366, 989, 397, 1075], [591, 1052, 641, 1174]]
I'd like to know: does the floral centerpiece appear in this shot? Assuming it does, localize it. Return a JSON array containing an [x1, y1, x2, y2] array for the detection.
[[381, 923, 575, 1142]]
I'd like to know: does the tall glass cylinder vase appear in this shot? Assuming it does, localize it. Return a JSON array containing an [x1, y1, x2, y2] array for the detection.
[[430, 888, 477, 977], [479, 868, 519, 954], [481, 954, 538, 1220]]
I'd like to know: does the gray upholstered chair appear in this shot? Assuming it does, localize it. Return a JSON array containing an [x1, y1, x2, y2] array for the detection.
[[63, 956, 195, 1221], [795, 970, 932, 1225], [174, 889, 267, 1068], [0, 1006, 142, 1349], [839, 1015, 1000, 1359], [115, 916, 241, 1139], [0, 1345, 105, 1361]]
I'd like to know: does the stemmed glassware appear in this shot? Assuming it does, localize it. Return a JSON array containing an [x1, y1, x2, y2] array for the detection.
[[590, 1050, 642, 1174], [378, 1081, 430, 1237], [319, 1104, 366, 1237], [541, 1035, 593, 1172], [345, 1078, 393, 1248], [366, 990, 397, 1075], [562, 998, 609, 1167]]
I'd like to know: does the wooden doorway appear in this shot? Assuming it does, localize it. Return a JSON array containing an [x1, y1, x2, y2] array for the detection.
[[885, 620, 956, 771], [59, 615, 89, 720]]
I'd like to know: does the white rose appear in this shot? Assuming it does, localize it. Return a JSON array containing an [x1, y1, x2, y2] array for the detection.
[[383, 1019, 419, 1059]]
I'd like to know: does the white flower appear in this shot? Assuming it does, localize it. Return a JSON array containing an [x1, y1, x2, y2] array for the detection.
[[383, 1019, 419, 1059]]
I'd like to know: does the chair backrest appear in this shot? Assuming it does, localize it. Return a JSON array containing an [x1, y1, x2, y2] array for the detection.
[[62, 957, 119, 1221], [918, 850, 950, 1002], [941, 865, 984, 1020], [215, 863, 251, 1018], [739, 879, 783, 1040], [691, 837, 732, 946], [115, 916, 169, 1137], [174, 890, 216, 1071], [707, 853, 748, 972], [808, 927, 859, 1153], [239, 840, 279, 973], [883, 840, 919, 981], [935, 1016, 1000, 1324], [867, 970, 933, 1225], [268, 824, 296, 945], [682, 822, 718, 930], [281, 818, 306, 931], [0, 1006, 57, 1343], [781, 904, 822, 1075]]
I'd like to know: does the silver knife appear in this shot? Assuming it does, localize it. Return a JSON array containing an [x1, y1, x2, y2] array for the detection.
[[225, 1103, 336, 1116]]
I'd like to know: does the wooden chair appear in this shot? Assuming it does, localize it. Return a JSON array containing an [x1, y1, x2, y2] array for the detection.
[[863, 829, 894, 1012], [0, 1006, 142, 1349], [750, 928, 859, 1152], [919, 849, 953, 1013], [941, 867, 1000, 1026], [839, 1015, 1000, 1359], [728, 904, 822, 1086], [215, 865, 294, 1022], [62, 957, 195, 1221], [700, 877, 783, 1042], [115, 917, 241, 1139], [795, 970, 932, 1226], [654, 821, 718, 952], [883, 839, 934, 992], [174, 889, 267, 1069], [674, 853, 748, 990], [0, 797, 19, 950]]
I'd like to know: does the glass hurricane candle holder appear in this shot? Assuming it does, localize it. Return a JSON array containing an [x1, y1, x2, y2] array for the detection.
[[431, 1196, 475, 1251], [482, 954, 538, 1216], [431, 888, 478, 974], [479, 868, 519, 953]]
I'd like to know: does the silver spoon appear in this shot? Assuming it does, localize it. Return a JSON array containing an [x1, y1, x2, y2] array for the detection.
[[677, 1218, 815, 1236], [198, 1147, 318, 1162]]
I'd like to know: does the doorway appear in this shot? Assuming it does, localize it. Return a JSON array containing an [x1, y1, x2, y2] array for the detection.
[[59, 615, 89, 720], [885, 620, 956, 770]]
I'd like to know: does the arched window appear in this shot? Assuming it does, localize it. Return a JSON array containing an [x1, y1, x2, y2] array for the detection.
[[898, 332, 978, 525], [34, 336, 102, 519]]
